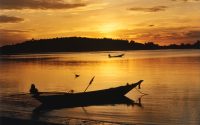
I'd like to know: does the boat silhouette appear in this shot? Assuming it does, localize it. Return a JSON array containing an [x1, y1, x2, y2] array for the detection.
[[108, 54, 124, 58], [30, 80, 143, 105]]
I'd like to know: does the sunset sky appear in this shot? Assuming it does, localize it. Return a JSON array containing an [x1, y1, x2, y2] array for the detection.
[[0, 0, 200, 46]]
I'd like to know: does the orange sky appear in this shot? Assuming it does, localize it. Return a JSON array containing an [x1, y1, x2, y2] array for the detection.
[[0, 0, 200, 46]]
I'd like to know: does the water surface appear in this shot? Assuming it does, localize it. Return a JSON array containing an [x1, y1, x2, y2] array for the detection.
[[0, 49, 200, 124]]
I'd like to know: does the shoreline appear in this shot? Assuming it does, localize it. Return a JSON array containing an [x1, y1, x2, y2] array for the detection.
[[0, 49, 199, 56], [0, 116, 130, 125], [1, 48, 200, 56], [0, 117, 62, 125]]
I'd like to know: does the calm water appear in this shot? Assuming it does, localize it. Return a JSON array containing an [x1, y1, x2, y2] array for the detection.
[[0, 49, 200, 125]]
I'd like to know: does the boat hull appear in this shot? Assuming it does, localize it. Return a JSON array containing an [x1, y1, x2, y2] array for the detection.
[[108, 54, 124, 58], [33, 80, 143, 105]]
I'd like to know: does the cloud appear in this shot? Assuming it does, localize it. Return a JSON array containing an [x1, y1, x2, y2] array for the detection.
[[0, 29, 30, 46], [185, 30, 200, 38], [0, 29, 29, 32], [128, 6, 168, 12], [136, 30, 200, 44], [149, 25, 155, 27], [0, 0, 86, 10], [171, 0, 199, 2], [0, 15, 24, 23], [116, 27, 200, 44]]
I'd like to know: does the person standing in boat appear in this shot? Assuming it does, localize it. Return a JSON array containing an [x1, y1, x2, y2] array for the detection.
[[30, 84, 39, 96]]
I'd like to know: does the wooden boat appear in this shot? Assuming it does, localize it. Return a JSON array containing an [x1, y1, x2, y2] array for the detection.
[[30, 80, 143, 105], [108, 53, 124, 58]]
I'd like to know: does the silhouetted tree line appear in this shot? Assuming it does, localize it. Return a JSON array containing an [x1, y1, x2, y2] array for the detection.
[[0, 37, 199, 54], [130, 40, 200, 50]]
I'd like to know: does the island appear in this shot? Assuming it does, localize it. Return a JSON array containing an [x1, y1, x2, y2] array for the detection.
[[0, 37, 199, 54]]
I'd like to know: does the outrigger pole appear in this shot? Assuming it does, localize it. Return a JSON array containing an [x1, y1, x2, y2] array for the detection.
[[84, 76, 95, 92]]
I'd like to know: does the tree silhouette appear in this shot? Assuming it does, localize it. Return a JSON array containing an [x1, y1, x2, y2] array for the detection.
[[0, 37, 199, 54]]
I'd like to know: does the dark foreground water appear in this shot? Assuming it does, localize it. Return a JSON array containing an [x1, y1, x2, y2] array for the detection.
[[0, 49, 200, 125]]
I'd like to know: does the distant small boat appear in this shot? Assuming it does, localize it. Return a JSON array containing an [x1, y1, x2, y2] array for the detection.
[[108, 54, 124, 58], [30, 80, 143, 105]]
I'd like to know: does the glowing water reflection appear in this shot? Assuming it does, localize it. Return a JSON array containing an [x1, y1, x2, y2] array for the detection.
[[0, 50, 200, 124]]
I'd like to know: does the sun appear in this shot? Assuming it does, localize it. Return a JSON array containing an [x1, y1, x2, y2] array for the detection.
[[98, 23, 120, 34]]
